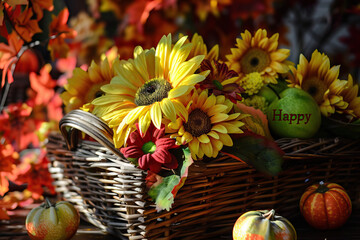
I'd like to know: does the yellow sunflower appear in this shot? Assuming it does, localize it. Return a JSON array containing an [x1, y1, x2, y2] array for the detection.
[[339, 74, 360, 119], [225, 28, 290, 84], [91, 34, 210, 148], [167, 89, 245, 160], [286, 50, 349, 117], [181, 33, 219, 61], [60, 53, 120, 113]]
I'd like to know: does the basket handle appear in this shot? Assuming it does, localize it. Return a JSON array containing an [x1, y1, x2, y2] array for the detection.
[[59, 109, 123, 158]]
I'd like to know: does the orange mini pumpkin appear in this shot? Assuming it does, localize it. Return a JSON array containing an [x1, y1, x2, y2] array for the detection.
[[299, 181, 352, 230]]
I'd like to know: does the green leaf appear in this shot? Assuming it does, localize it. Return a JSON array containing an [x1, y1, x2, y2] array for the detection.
[[322, 116, 360, 139], [148, 175, 180, 211], [147, 147, 193, 211], [222, 132, 284, 177]]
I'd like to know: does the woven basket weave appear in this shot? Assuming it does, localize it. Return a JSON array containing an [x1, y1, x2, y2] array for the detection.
[[47, 110, 360, 240]]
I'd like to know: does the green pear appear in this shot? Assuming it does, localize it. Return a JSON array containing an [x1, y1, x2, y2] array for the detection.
[[267, 88, 321, 138]]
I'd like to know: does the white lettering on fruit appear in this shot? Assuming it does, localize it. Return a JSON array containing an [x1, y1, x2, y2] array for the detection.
[[272, 109, 311, 124]]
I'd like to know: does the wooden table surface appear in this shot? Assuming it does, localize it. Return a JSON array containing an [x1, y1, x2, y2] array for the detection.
[[1, 204, 360, 240]]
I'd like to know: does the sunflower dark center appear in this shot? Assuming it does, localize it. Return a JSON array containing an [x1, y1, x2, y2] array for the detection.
[[302, 76, 327, 104], [240, 48, 270, 74], [250, 57, 259, 67], [308, 86, 317, 96], [85, 83, 105, 103], [184, 108, 211, 137], [95, 90, 104, 98], [135, 79, 172, 106]]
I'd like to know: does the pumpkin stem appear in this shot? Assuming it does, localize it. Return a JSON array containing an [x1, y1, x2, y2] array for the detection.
[[263, 209, 276, 220], [45, 198, 53, 208], [316, 181, 329, 193]]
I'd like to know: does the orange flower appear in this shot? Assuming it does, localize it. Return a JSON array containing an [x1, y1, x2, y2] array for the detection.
[[48, 8, 77, 59]]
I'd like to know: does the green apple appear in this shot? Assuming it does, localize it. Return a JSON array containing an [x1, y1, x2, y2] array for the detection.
[[267, 88, 321, 138], [259, 81, 289, 105], [258, 86, 278, 103]]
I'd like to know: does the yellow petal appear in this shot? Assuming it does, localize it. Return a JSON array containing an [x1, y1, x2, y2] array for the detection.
[[203, 94, 216, 111], [155, 34, 172, 79], [207, 131, 219, 139], [201, 142, 213, 158], [189, 137, 200, 156], [218, 133, 233, 146], [210, 113, 229, 124], [125, 106, 147, 125], [138, 111, 151, 136], [168, 85, 192, 99], [172, 99, 188, 122], [134, 47, 149, 82], [196, 90, 208, 108], [150, 102, 162, 129], [145, 48, 156, 79], [207, 44, 219, 60], [211, 124, 227, 133], [170, 61, 196, 87], [198, 134, 210, 143], [160, 98, 177, 122], [116, 60, 144, 88], [211, 138, 223, 152], [178, 74, 206, 87], [181, 132, 193, 144], [221, 122, 243, 134], [207, 104, 228, 117], [101, 84, 137, 96]]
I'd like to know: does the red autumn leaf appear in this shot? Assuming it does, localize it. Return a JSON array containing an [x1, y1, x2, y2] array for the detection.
[[126, 0, 176, 34], [14, 149, 55, 199], [46, 93, 63, 122], [29, 0, 54, 20], [0, 102, 40, 150], [0, 143, 19, 196], [0, 173, 10, 197], [0, 0, 28, 25], [48, 8, 76, 59], [29, 64, 56, 105], [9, 5, 42, 42], [0, 32, 24, 86], [235, 102, 273, 139]]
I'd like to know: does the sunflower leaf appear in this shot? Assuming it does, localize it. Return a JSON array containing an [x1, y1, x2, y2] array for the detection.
[[222, 131, 284, 177], [148, 147, 193, 211]]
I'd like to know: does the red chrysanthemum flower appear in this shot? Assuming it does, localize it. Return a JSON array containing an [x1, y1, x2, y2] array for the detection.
[[199, 59, 243, 103], [120, 123, 179, 173]]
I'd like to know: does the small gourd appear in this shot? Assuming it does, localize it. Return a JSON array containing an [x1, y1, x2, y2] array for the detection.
[[233, 209, 297, 240]]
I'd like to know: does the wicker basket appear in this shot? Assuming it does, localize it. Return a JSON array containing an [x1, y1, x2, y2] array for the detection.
[[47, 110, 360, 240]]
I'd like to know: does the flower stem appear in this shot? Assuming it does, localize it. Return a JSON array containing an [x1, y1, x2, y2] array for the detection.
[[45, 198, 53, 208], [267, 85, 281, 100]]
